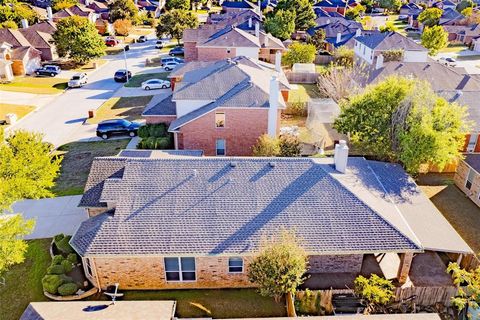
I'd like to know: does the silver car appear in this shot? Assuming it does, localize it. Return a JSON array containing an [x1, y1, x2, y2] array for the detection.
[[68, 73, 88, 88], [141, 78, 171, 90]]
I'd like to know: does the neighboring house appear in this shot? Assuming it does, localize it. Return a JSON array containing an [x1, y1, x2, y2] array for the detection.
[[53, 5, 97, 23], [0, 42, 14, 81], [366, 61, 480, 153], [183, 24, 285, 63], [314, 7, 345, 18], [442, 24, 480, 45], [313, 0, 359, 15], [70, 148, 472, 291], [221, 0, 258, 13], [454, 154, 480, 207], [207, 9, 261, 30], [354, 32, 428, 65], [400, 3, 423, 27], [474, 35, 480, 51], [78, 0, 109, 13], [19, 27, 57, 61], [439, 8, 465, 25], [308, 19, 363, 52], [0, 29, 42, 75], [433, 0, 456, 10], [143, 56, 290, 156]]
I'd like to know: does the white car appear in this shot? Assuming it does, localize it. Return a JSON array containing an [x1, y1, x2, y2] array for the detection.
[[438, 57, 457, 67], [68, 73, 88, 88], [164, 61, 181, 71], [141, 78, 171, 90]]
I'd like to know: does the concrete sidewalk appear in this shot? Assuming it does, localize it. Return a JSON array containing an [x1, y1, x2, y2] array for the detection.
[[10, 195, 88, 239]]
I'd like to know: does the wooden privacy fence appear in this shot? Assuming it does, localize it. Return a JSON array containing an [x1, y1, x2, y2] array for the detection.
[[315, 55, 334, 65], [295, 286, 459, 315], [285, 71, 319, 84]]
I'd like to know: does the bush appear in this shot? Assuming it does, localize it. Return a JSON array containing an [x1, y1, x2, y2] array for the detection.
[[138, 124, 167, 138], [333, 46, 354, 67], [57, 282, 78, 296], [285, 102, 307, 116], [67, 253, 78, 264], [42, 275, 65, 294], [52, 255, 64, 265], [279, 135, 301, 157], [252, 134, 281, 156], [54, 234, 74, 254], [53, 233, 64, 243], [283, 43, 316, 67], [60, 274, 74, 283], [383, 49, 404, 62], [47, 264, 65, 275], [61, 259, 74, 273]]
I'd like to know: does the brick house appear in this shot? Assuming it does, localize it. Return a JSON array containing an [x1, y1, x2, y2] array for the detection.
[[442, 24, 480, 46], [454, 154, 480, 207], [70, 147, 472, 291], [142, 56, 290, 156], [312, 0, 360, 15], [0, 29, 42, 76], [183, 23, 285, 63], [221, 0, 258, 13]]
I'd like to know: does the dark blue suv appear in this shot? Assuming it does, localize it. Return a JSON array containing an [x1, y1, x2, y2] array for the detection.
[[96, 119, 141, 139]]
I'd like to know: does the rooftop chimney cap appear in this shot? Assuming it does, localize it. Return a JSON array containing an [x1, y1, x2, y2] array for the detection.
[[269, 161, 276, 167], [334, 140, 349, 173], [230, 161, 237, 167]]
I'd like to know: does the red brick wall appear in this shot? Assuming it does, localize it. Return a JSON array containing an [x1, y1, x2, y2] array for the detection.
[[145, 115, 177, 125], [178, 108, 280, 156], [197, 47, 237, 61], [184, 41, 198, 62]]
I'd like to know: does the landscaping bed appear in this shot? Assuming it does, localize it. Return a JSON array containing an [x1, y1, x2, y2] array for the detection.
[[86, 96, 153, 124], [0, 76, 68, 94], [124, 72, 169, 88], [52, 139, 130, 196], [137, 123, 174, 149]]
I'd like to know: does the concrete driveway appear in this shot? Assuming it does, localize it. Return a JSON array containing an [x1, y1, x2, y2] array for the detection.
[[10, 195, 88, 239]]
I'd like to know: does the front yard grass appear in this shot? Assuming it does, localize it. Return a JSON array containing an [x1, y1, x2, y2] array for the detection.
[[0, 76, 68, 94], [96, 289, 286, 318], [439, 43, 469, 54], [0, 103, 35, 121], [124, 72, 169, 88], [52, 139, 130, 196], [417, 173, 480, 256], [86, 96, 153, 124], [0, 239, 51, 320]]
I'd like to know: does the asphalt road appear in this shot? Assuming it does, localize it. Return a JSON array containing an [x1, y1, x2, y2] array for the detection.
[[5, 39, 164, 147]]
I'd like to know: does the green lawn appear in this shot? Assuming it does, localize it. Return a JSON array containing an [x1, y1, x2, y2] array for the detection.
[[91, 289, 286, 318], [439, 43, 469, 54], [124, 72, 169, 88], [0, 239, 51, 320], [0, 76, 68, 94], [52, 139, 130, 196], [288, 84, 321, 103], [0, 103, 35, 122], [86, 96, 153, 124]]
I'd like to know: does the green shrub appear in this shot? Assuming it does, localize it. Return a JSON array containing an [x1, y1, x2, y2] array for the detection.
[[60, 274, 74, 283], [138, 124, 167, 138], [42, 275, 65, 294], [47, 264, 65, 275], [53, 233, 64, 243], [52, 255, 64, 265], [61, 259, 74, 273], [57, 282, 78, 296], [137, 125, 150, 138], [56, 235, 74, 254], [285, 102, 307, 116], [67, 253, 78, 264], [157, 137, 170, 149]]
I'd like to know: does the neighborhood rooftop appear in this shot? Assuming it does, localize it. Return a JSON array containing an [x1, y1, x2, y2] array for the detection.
[[355, 32, 427, 51]]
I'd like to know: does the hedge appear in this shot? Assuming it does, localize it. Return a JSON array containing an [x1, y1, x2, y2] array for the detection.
[[54, 234, 74, 254], [47, 264, 65, 275], [67, 253, 78, 264], [138, 123, 167, 138], [61, 259, 73, 273], [58, 282, 78, 296], [42, 275, 65, 294], [52, 255, 64, 265]]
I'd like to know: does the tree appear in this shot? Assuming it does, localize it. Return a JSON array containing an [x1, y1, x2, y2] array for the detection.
[[378, 0, 402, 12], [52, 0, 78, 11], [279, 135, 301, 157], [248, 230, 308, 317], [264, 9, 296, 40], [418, 7, 442, 27], [360, 15, 373, 30], [447, 262, 480, 318], [283, 42, 316, 67], [53, 16, 106, 64], [109, 0, 138, 22], [317, 63, 366, 102], [333, 76, 469, 174], [361, 0, 374, 13], [156, 9, 198, 43], [345, 3, 365, 20], [379, 21, 397, 32], [165, 0, 190, 10], [421, 25, 448, 55], [456, 0, 475, 13], [275, 0, 315, 30], [354, 275, 394, 314], [0, 20, 17, 28], [307, 29, 326, 52], [252, 134, 281, 156], [113, 18, 132, 37], [0, 3, 38, 26], [333, 46, 354, 66], [461, 7, 473, 17]]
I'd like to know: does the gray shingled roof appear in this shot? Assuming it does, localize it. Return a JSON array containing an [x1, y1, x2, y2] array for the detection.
[[355, 32, 427, 51], [72, 157, 429, 257], [464, 154, 480, 173], [142, 94, 177, 116]]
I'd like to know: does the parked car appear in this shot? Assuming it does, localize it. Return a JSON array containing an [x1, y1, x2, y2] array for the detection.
[[405, 26, 420, 32], [169, 46, 184, 56], [141, 78, 171, 90], [398, 14, 409, 20], [439, 57, 457, 67], [160, 57, 184, 66], [114, 69, 132, 82], [137, 35, 147, 43], [35, 65, 61, 77], [163, 61, 182, 71], [96, 119, 141, 139], [68, 73, 88, 88], [155, 40, 164, 49], [105, 37, 120, 47]]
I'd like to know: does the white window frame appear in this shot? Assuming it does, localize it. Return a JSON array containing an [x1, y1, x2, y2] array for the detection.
[[465, 168, 475, 190], [84, 257, 93, 279], [164, 257, 197, 282], [216, 139, 226, 156], [228, 257, 244, 273], [215, 112, 225, 128], [467, 133, 478, 153]]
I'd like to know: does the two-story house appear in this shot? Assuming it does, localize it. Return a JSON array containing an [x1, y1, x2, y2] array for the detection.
[[142, 56, 290, 156]]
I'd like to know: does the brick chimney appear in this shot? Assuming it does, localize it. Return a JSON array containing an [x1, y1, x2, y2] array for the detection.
[[268, 75, 279, 137], [334, 140, 349, 173]]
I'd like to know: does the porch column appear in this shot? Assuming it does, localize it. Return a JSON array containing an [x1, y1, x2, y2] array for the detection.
[[174, 132, 178, 150], [397, 252, 414, 285]]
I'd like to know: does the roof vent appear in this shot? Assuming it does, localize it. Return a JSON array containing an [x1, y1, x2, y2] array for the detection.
[[269, 161, 276, 168], [230, 161, 237, 167]]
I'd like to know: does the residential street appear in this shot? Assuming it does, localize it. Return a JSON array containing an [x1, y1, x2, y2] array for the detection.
[[4, 39, 163, 147]]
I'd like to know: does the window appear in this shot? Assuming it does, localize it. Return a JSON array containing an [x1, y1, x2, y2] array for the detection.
[[228, 257, 243, 273], [467, 134, 478, 152], [466, 168, 475, 190], [216, 139, 226, 156], [164, 257, 196, 281], [84, 258, 93, 279], [215, 112, 225, 128]]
